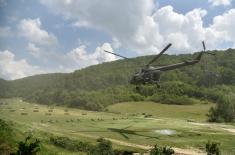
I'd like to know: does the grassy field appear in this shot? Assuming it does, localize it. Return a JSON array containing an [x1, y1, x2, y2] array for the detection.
[[0, 98, 235, 154]]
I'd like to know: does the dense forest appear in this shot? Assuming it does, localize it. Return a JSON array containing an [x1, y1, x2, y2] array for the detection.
[[0, 49, 235, 122]]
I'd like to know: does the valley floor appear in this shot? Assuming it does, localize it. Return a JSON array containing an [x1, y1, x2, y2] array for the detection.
[[0, 98, 235, 154]]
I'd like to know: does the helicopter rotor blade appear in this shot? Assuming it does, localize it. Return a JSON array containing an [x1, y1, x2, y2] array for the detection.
[[202, 41, 215, 56], [202, 41, 206, 51], [146, 43, 172, 66], [104, 50, 129, 59]]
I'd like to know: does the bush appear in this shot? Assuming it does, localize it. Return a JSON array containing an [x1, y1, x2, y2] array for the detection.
[[150, 93, 198, 105], [15, 136, 40, 155], [206, 141, 220, 155], [130, 93, 145, 101], [0, 119, 13, 139], [207, 94, 235, 122], [50, 136, 116, 154], [50, 136, 91, 152], [0, 119, 14, 154], [21, 113, 28, 115], [113, 150, 134, 155], [150, 145, 174, 155], [89, 138, 114, 155]]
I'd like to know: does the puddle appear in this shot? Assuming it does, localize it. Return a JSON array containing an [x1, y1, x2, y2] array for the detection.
[[154, 129, 177, 135], [144, 117, 162, 121]]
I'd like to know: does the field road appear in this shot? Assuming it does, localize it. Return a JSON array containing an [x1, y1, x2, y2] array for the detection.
[[69, 129, 206, 155], [32, 124, 206, 155]]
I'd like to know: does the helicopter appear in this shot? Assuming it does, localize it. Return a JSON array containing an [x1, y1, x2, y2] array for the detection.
[[104, 41, 214, 86]]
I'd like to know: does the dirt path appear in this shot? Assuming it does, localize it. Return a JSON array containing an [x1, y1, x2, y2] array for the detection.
[[70, 130, 205, 155], [191, 122, 235, 135], [18, 122, 207, 155], [71, 131, 151, 150], [222, 128, 235, 135], [173, 148, 206, 155]]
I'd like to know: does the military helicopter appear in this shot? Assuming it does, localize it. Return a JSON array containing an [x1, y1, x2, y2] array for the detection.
[[104, 41, 213, 86]]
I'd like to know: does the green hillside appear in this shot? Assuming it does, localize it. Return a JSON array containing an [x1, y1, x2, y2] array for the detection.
[[0, 49, 235, 121]]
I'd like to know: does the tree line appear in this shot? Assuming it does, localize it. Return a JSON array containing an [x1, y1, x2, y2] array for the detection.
[[0, 49, 235, 122]]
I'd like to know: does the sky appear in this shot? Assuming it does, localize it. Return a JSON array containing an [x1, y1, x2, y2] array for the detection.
[[0, 0, 234, 80]]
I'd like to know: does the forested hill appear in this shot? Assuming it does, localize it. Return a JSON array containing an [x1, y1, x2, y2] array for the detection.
[[0, 49, 235, 114]]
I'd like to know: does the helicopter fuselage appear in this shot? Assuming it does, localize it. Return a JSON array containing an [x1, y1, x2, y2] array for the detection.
[[130, 66, 161, 85]]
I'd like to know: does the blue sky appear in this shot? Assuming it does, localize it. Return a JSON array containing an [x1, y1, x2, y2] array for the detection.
[[0, 0, 234, 80]]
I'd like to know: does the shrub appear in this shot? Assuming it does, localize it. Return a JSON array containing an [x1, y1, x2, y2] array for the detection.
[[144, 114, 153, 118], [0, 119, 12, 135], [89, 138, 114, 155], [150, 94, 198, 105], [130, 93, 145, 101], [0, 119, 14, 154], [50, 136, 91, 152], [206, 141, 220, 155], [15, 136, 40, 155], [113, 150, 134, 155], [150, 145, 174, 155], [207, 94, 235, 122]]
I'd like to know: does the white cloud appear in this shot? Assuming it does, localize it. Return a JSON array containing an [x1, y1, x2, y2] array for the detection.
[[0, 50, 44, 80], [67, 42, 117, 69], [208, 0, 232, 6], [40, 0, 235, 55], [18, 42, 117, 75], [209, 9, 235, 47], [27, 43, 41, 57], [18, 18, 57, 46], [39, 0, 206, 54], [0, 26, 12, 38], [151, 6, 208, 53], [40, 0, 155, 53]]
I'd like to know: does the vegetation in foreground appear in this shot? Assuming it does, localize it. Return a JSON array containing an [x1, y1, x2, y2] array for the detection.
[[0, 99, 234, 154], [0, 119, 224, 155], [206, 141, 221, 155]]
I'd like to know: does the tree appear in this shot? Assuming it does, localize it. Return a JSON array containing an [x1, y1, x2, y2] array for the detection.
[[207, 94, 235, 122]]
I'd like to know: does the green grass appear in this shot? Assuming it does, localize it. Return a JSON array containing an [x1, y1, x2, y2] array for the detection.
[[108, 101, 213, 121], [0, 98, 235, 154]]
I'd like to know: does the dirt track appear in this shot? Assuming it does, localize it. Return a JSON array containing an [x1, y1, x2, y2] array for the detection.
[[27, 122, 208, 155], [191, 122, 235, 135], [71, 131, 206, 155]]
